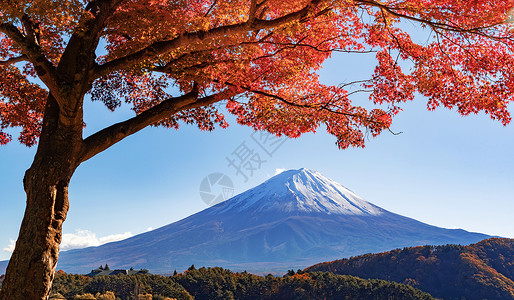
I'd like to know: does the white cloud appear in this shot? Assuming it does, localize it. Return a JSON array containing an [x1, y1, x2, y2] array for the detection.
[[98, 232, 133, 244], [275, 168, 286, 175], [2, 230, 134, 256], [61, 229, 99, 250], [60, 229, 133, 251], [3, 239, 15, 254], [146, 227, 154, 232]]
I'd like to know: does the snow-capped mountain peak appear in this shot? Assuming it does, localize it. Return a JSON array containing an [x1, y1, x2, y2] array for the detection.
[[47, 168, 490, 275], [213, 168, 384, 216]]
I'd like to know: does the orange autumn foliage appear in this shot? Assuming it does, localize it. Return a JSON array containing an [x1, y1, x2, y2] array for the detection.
[[0, 0, 513, 149], [307, 238, 514, 299]]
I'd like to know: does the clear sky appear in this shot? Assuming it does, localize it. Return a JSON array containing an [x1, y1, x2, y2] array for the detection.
[[1, 49, 513, 261]]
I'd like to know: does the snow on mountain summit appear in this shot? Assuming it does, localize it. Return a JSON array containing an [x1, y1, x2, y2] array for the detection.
[[214, 168, 384, 216]]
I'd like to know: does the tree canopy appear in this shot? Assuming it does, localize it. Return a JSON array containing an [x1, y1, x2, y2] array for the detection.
[[1, 0, 513, 152]]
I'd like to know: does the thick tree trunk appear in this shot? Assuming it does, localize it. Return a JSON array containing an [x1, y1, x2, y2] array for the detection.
[[0, 167, 73, 299], [0, 94, 83, 300]]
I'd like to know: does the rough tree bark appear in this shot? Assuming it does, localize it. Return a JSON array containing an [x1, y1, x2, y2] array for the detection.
[[0, 95, 83, 299]]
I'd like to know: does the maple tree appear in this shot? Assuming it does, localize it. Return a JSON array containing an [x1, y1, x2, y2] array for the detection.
[[0, 0, 513, 298]]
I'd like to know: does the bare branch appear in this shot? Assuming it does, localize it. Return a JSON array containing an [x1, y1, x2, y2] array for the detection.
[[221, 81, 375, 121], [387, 127, 403, 135], [346, 89, 373, 97], [204, 0, 218, 17], [355, 0, 507, 37], [254, 39, 376, 53]]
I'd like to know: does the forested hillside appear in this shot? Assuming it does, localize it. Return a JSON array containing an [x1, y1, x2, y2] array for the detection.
[[47, 267, 433, 300], [306, 238, 514, 299]]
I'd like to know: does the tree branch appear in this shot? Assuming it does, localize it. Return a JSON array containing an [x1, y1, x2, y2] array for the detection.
[[21, 14, 40, 45], [0, 55, 28, 66], [248, 0, 259, 24], [181, 88, 240, 111], [59, 0, 124, 82], [0, 23, 60, 95], [81, 85, 240, 162], [221, 81, 385, 125], [84, 0, 125, 38], [355, 0, 506, 36], [94, 0, 323, 78], [81, 87, 197, 162], [204, 0, 218, 17]]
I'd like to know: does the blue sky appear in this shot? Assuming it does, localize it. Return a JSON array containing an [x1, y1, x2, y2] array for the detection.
[[1, 50, 513, 261]]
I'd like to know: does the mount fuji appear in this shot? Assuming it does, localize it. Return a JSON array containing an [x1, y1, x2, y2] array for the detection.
[[1, 168, 490, 274]]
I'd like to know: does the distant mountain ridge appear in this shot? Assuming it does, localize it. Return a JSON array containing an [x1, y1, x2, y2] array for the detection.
[[306, 238, 514, 300], [0, 169, 491, 274]]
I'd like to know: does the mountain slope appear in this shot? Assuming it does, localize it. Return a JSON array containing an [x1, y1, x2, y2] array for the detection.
[[306, 238, 514, 300], [1, 168, 491, 274]]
